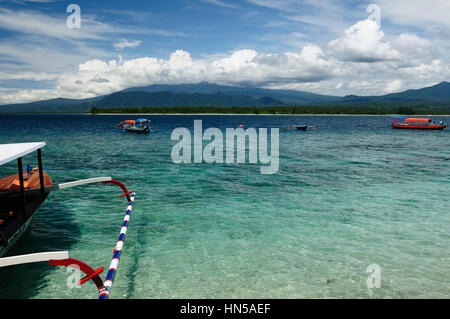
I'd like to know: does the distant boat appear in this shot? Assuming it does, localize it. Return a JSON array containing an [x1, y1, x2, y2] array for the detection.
[[283, 124, 319, 131], [292, 125, 319, 131], [294, 125, 308, 131], [116, 118, 151, 133], [391, 116, 448, 130]]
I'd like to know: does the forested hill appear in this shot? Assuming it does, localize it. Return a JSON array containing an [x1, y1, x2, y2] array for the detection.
[[1, 81, 449, 113]]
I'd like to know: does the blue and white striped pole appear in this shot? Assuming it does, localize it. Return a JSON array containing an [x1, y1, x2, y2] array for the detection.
[[99, 192, 136, 299]]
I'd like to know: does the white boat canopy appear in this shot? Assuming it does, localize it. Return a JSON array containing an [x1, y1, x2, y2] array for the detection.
[[0, 142, 46, 166]]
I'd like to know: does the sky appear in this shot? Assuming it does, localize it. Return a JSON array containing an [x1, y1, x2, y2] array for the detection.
[[0, 0, 449, 104]]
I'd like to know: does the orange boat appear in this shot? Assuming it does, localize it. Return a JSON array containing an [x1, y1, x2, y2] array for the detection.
[[115, 118, 151, 133], [391, 117, 448, 130]]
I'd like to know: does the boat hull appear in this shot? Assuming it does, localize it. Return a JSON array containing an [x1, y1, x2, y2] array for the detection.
[[124, 127, 150, 134], [391, 124, 447, 130], [0, 216, 33, 257], [0, 190, 50, 257]]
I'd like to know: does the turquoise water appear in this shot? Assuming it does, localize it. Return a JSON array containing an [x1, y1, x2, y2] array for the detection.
[[0, 114, 449, 299]]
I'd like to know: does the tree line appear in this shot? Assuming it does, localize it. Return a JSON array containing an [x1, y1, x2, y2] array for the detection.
[[90, 105, 450, 115]]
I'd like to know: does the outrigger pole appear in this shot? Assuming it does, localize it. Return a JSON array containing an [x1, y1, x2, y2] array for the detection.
[[0, 251, 69, 267], [99, 191, 136, 299], [50, 180, 135, 299], [0, 180, 136, 299], [5, 177, 114, 198]]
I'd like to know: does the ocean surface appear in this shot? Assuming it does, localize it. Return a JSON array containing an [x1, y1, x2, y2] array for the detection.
[[0, 114, 449, 299]]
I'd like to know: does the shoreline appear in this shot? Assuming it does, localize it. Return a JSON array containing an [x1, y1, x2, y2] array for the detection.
[[1, 112, 450, 116], [88, 113, 450, 116]]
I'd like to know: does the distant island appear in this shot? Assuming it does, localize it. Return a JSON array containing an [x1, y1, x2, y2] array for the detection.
[[90, 105, 450, 115], [2, 81, 450, 114]]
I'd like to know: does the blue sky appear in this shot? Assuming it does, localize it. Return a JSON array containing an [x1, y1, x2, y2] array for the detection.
[[0, 0, 449, 104]]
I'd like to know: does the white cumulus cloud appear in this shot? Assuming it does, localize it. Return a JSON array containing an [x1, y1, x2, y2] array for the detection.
[[328, 19, 400, 62], [1, 16, 449, 104]]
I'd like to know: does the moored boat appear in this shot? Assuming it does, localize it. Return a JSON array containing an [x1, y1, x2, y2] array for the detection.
[[0, 142, 111, 257], [295, 125, 308, 131], [284, 124, 319, 131], [391, 116, 448, 130], [0, 141, 136, 299], [116, 118, 151, 133], [0, 143, 50, 257]]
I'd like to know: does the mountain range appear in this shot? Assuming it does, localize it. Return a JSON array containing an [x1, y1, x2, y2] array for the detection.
[[1, 81, 449, 113]]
